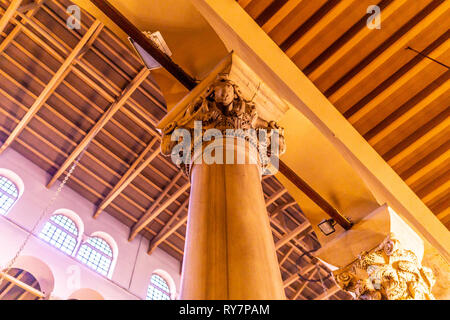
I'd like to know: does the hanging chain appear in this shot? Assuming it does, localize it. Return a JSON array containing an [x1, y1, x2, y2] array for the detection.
[[0, 148, 87, 289]]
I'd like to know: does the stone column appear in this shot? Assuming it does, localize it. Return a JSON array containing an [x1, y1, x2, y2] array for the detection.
[[159, 56, 288, 299]]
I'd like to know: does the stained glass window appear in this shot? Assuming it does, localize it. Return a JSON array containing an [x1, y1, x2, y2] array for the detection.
[[146, 274, 171, 300], [76, 237, 113, 276], [39, 214, 79, 255], [0, 176, 19, 216]]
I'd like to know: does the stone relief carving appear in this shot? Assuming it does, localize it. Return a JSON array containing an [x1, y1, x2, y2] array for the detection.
[[333, 233, 435, 300], [161, 75, 286, 174]]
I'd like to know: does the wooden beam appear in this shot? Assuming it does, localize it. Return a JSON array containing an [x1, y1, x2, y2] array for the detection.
[[270, 200, 295, 218], [89, 0, 197, 90], [17, 0, 42, 13], [279, 246, 294, 266], [129, 179, 190, 241], [278, 160, 353, 229], [148, 198, 189, 254], [0, 19, 103, 155], [47, 66, 150, 188], [0, 272, 45, 299], [0, 0, 23, 35], [313, 285, 340, 300], [0, 0, 42, 54], [0, 271, 24, 300], [265, 188, 287, 207], [93, 137, 159, 218], [275, 222, 311, 250]]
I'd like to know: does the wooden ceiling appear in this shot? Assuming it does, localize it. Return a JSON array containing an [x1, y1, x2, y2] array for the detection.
[[239, 0, 450, 228], [0, 268, 44, 300], [0, 0, 352, 300]]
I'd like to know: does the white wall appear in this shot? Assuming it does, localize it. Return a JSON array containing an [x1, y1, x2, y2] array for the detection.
[[0, 148, 181, 300]]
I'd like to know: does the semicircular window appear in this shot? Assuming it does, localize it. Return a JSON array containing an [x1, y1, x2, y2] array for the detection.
[[39, 214, 79, 255], [146, 274, 171, 300], [76, 236, 113, 277]]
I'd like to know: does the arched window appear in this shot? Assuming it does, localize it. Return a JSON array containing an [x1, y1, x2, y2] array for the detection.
[[0, 175, 19, 216], [76, 236, 114, 277], [39, 214, 79, 255], [146, 273, 171, 300]]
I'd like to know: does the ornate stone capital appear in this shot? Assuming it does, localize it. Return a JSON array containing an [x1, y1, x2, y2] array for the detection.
[[333, 233, 435, 300], [160, 74, 286, 175]]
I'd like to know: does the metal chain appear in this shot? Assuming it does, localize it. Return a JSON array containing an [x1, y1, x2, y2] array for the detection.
[[0, 148, 87, 288]]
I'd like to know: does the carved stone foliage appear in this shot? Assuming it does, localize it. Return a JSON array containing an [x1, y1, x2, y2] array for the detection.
[[333, 233, 435, 300], [161, 75, 286, 173]]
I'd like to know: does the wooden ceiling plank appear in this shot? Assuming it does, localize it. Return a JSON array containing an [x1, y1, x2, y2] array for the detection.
[[329, 3, 450, 103], [285, 0, 350, 58], [387, 117, 449, 167], [0, 0, 22, 35], [348, 41, 450, 124], [368, 79, 450, 145], [129, 173, 189, 241], [262, 0, 303, 34], [421, 179, 450, 204], [93, 136, 159, 218], [309, 0, 407, 82], [148, 198, 189, 255], [0, 19, 103, 155], [405, 149, 450, 186], [46, 66, 150, 188]]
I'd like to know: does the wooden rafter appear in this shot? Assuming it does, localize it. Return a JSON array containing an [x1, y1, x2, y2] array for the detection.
[[0, 0, 22, 35], [0, 18, 103, 155], [0, 272, 45, 299], [129, 173, 190, 241], [93, 137, 159, 218], [148, 198, 189, 254], [275, 222, 312, 250], [47, 66, 150, 188]]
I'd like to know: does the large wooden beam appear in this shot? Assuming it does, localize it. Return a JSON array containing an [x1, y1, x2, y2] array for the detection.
[[148, 198, 189, 254], [93, 137, 159, 218], [278, 160, 353, 229], [0, 0, 23, 35], [89, 0, 197, 90], [275, 222, 312, 250], [47, 67, 150, 188], [0, 19, 103, 155], [129, 177, 190, 241]]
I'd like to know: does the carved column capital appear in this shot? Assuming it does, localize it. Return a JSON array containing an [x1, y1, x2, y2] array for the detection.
[[160, 74, 286, 175], [333, 233, 436, 300]]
